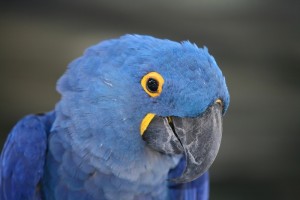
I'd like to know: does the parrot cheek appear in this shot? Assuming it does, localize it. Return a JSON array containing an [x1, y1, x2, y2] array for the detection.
[[142, 102, 223, 183]]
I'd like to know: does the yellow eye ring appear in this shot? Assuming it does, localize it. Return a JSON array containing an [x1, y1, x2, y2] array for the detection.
[[141, 72, 164, 97]]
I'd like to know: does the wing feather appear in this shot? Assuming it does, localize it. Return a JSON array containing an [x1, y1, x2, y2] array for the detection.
[[0, 112, 55, 200]]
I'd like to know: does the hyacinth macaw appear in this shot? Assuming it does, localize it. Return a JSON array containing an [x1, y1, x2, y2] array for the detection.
[[0, 34, 229, 200]]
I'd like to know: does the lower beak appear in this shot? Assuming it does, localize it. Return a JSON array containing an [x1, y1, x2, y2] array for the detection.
[[142, 103, 223, 183]]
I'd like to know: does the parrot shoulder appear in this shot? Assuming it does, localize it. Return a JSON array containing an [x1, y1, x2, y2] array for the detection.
[[0, 111, 55, 200]]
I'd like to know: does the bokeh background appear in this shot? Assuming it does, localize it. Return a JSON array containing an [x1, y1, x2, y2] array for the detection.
[[1, 0, 299, 199]]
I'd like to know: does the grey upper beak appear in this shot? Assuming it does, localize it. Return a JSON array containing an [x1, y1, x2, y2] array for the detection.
[[142, 103, 223, 183]]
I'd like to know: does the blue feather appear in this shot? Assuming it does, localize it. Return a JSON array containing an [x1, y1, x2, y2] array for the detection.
[[0, 112, 55, 200]]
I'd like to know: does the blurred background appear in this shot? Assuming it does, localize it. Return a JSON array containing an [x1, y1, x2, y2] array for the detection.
[[0, 0, 299, 199]]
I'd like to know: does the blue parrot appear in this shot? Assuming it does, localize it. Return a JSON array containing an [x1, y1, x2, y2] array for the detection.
[[0, 34, 229, 200]]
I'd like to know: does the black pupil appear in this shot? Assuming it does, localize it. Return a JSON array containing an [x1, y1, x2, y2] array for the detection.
[[147, 78, 159, 92]]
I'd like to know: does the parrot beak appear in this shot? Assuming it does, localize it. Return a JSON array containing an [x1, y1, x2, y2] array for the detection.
[[142, 101, 223, 183]]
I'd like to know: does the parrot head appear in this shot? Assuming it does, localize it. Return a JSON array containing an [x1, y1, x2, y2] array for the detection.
[[57, 34, 229, 183]]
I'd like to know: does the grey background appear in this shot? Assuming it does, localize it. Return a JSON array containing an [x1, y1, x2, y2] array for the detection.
[[1, 0, 300, 199]]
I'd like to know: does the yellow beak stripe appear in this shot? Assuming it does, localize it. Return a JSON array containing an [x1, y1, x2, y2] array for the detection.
[[140, 113, 156, 135]]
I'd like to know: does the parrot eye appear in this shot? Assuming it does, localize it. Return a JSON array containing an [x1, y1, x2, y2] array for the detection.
[[141, 72, 164, 97], [147, 78, 159, 92]]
